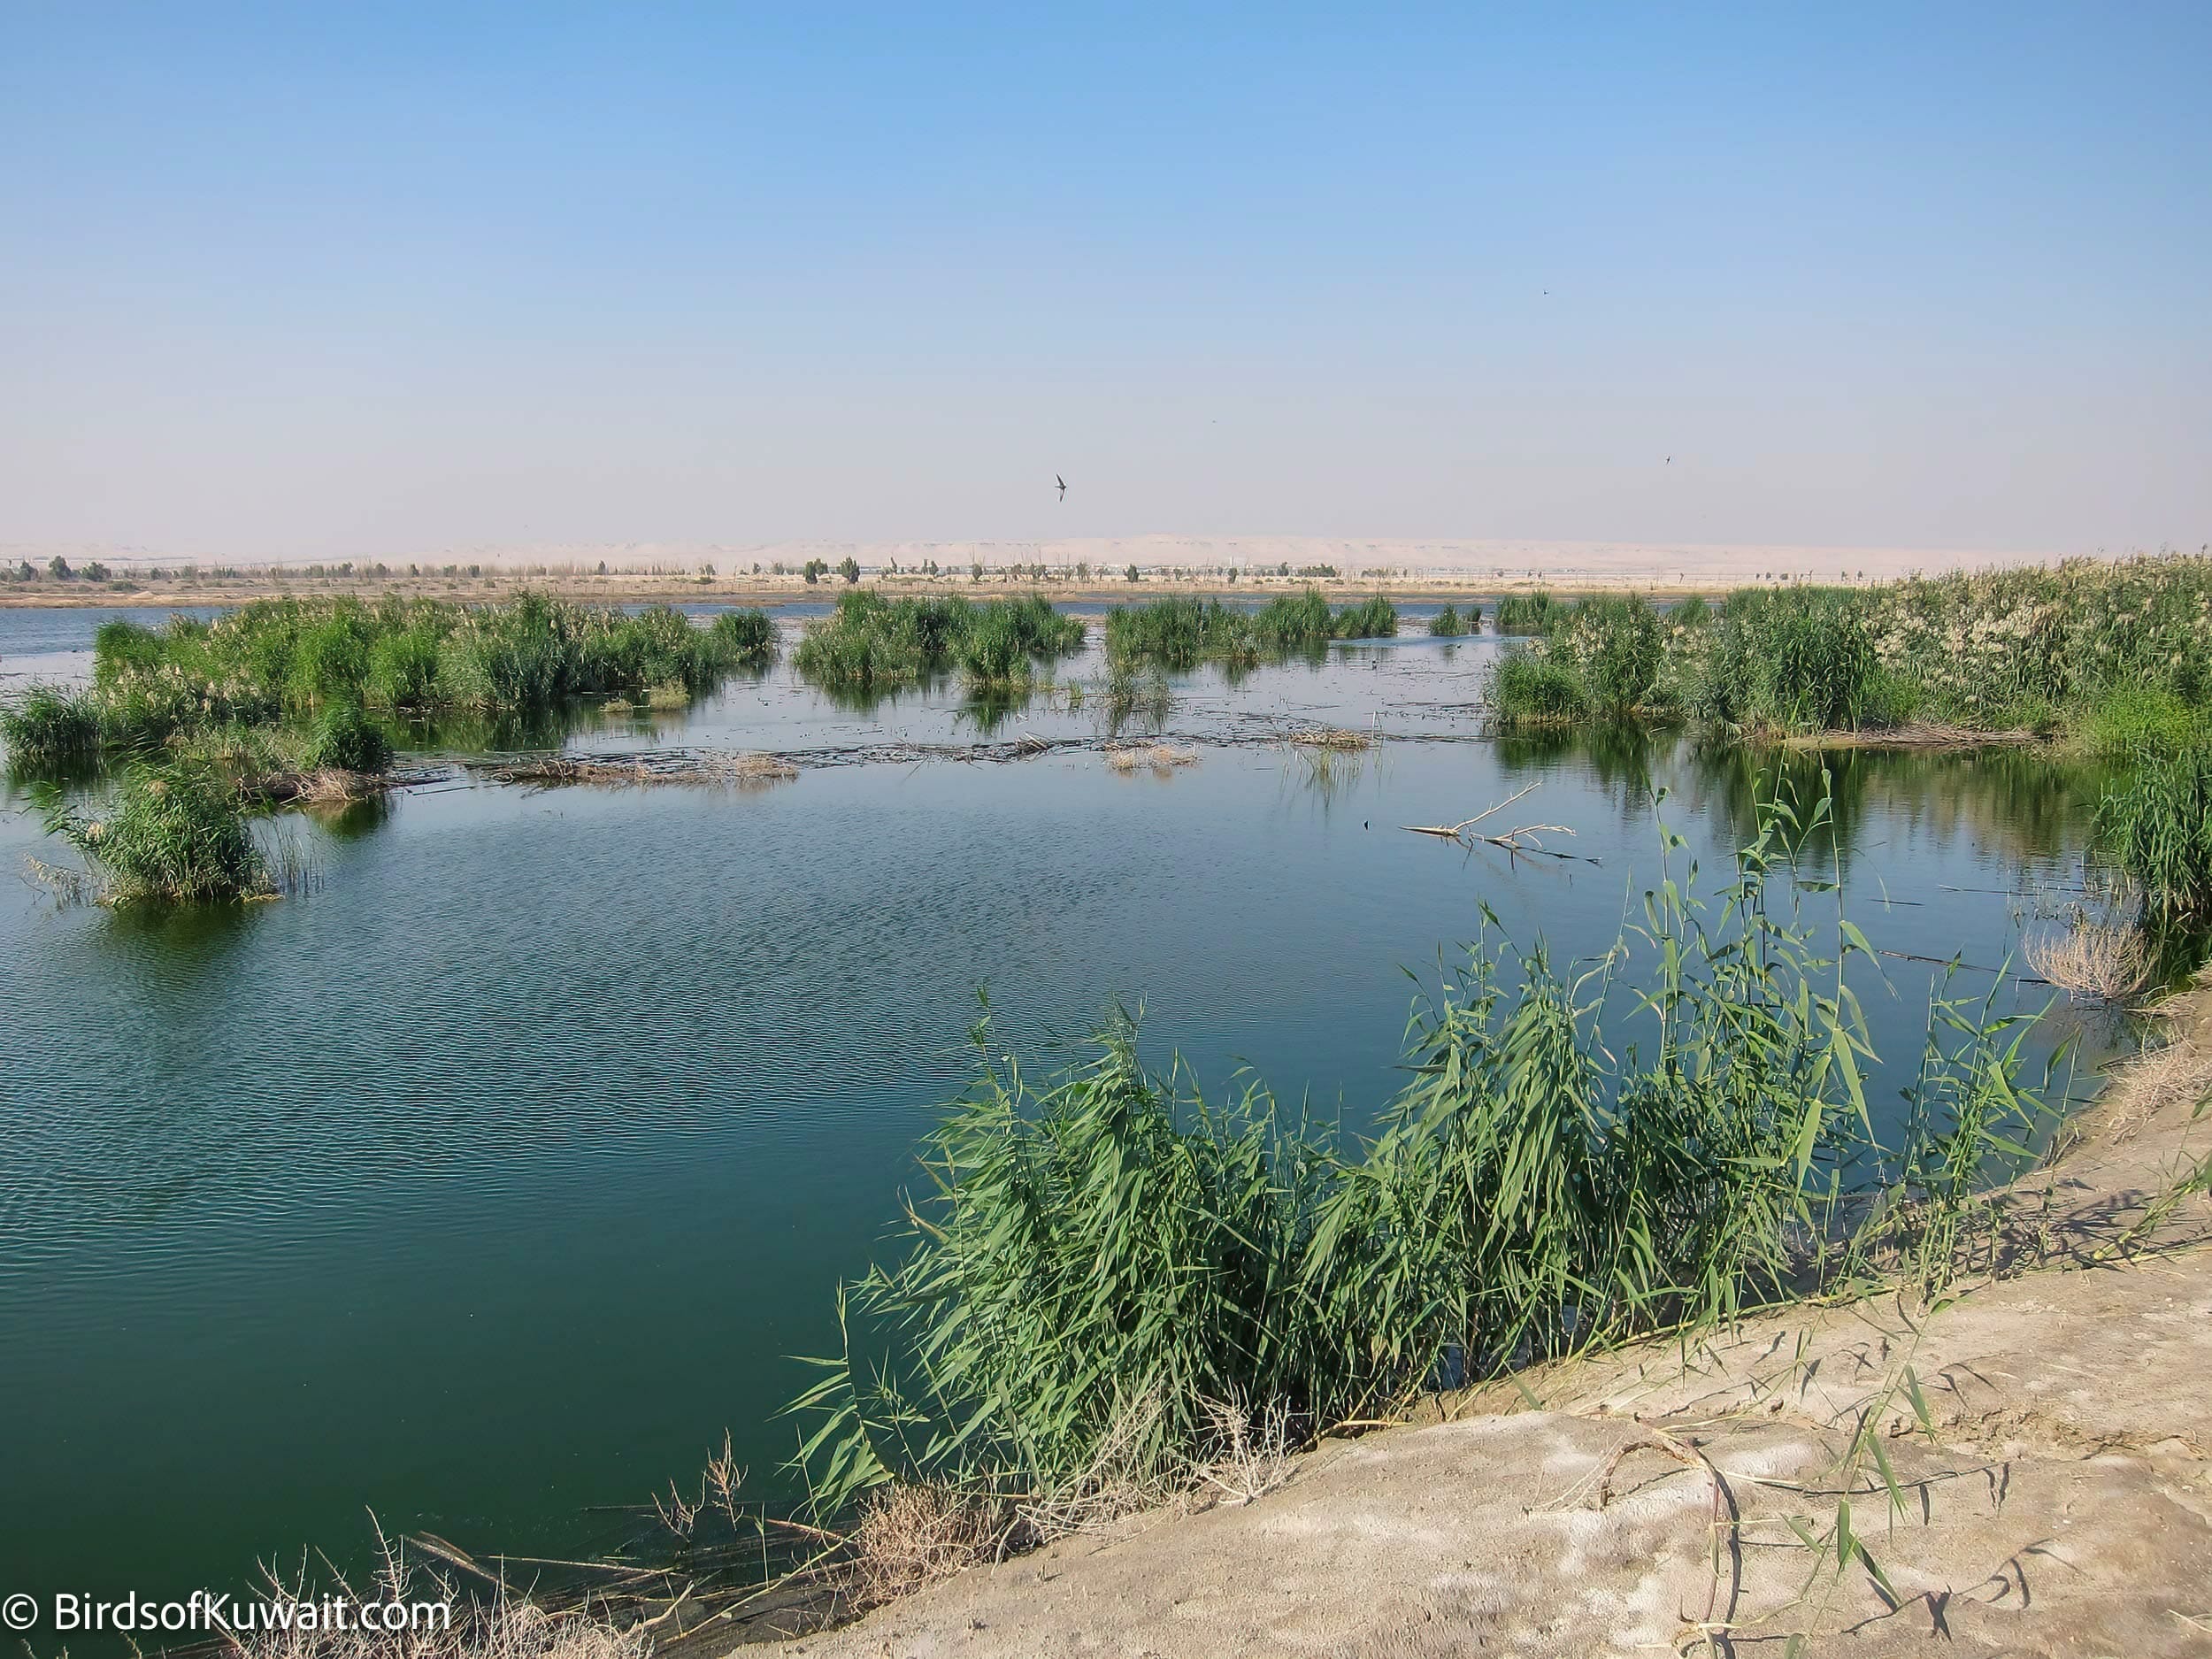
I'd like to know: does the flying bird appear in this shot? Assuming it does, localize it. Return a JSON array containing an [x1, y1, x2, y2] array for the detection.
[[1056, 474, 1067, 501]]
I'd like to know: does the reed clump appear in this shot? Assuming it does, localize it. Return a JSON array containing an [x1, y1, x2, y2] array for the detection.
[[792, 789, 2055, 1522], [793, 590, 1083, 693], [1493, 590, 1571, 634], [1477, 557, 2212, 742], [1425, 603, 1473, 637], [1489, 649, 1589, 724], [41, 760, 275, 902]]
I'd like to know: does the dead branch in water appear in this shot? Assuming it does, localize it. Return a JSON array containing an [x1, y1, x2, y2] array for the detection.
[[1402, 782, 1595, 863]]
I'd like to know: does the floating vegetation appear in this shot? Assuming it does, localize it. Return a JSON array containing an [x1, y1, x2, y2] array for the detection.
[[1288, 725, 1376, 751], [790, 787, 2062, 1516], [471, 749, 801, 791]]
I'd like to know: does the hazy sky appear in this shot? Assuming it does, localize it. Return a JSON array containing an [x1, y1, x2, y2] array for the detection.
[[4, 4, 2207, 559]]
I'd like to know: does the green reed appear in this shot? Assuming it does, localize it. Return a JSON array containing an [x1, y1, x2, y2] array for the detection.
[[40, 760, 273, 902], [1426, 603, 1471, 637], [791, 786, 2056, 1515], [793, 590, 1084, 692], [2095, 743, 2212, 921]]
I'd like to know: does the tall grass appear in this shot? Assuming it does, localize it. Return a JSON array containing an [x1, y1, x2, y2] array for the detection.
[[793, 789, 2055, 1515]]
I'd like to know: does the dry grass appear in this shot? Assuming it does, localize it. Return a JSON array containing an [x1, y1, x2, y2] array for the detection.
[[2097, 1032, 2212, 1145], [2023, 913, 2154, 1005], [251, 768, 391, 806], [848, 1484, 1010, 1609], [1103, 744, 1197, 773], [1193, 1394, 1296, 1508], [225, 1533, 643, 1659]]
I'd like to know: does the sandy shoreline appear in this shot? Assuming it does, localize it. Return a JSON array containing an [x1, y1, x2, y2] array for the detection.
[[0, 534, 2086, 612]]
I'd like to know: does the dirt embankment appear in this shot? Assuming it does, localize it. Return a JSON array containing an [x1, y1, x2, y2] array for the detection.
[[749, 993, 2212, 1659]]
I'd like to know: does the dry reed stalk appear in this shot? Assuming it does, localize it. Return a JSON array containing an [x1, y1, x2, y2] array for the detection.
[[1193, 1394, 1296, 1507], [847, 1484, 1010, 1609]]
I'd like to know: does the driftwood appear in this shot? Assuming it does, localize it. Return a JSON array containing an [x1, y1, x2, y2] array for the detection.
[[1402, 782, 1596, 863]]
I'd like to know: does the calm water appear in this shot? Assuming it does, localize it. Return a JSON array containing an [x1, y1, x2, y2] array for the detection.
[[0, 603, 2116, 1628]]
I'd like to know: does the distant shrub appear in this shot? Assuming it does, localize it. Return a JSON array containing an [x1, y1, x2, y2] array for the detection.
[[1427, 604, 1468, 637]]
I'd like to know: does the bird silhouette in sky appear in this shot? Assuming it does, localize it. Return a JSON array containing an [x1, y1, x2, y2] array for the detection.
[[1056, 474, 1067, 502], [1665, 456, 1672, 465]]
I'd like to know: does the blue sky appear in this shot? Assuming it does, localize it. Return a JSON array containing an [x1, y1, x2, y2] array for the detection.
[[4, 3, 2207, 557]]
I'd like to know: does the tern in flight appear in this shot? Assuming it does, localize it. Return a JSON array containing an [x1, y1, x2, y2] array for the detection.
[[1056, 474, 1067, 501]]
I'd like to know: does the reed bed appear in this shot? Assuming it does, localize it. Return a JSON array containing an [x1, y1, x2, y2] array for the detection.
[[1102, 588, 1396, 669], [790, 787, 2059, 1525], [1482, 556, 2212, 743], [792, 590, 1083, 694], [2094, 743, 2212, 921], [0, 595, 776, 769]]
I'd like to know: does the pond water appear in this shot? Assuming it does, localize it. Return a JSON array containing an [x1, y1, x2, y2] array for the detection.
[[0, 602, 2122, 1629]]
